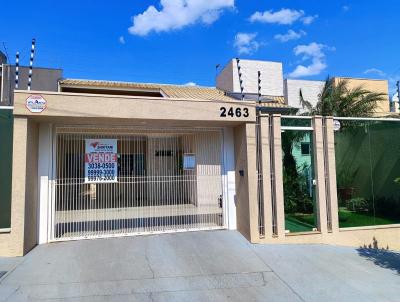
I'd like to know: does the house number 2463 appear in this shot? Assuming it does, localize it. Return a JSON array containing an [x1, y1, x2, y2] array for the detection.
[[220, 107, 249, 118]]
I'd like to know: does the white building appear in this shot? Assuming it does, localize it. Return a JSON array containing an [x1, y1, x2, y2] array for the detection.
[[284, 79, 325, 113]]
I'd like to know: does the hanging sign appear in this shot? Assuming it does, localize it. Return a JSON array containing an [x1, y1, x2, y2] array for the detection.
[[26, 95, 47, 113], [85, 139, 118, 183]]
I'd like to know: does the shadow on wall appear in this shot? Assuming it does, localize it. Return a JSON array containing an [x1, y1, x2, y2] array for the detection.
[[357, 237, 400, 274]]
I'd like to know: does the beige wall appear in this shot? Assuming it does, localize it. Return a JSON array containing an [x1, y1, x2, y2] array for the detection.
[[23, 120, 39, 253], [0, 118, 39, 256], [333, 77, 390, 114], [233, 123, 258, 241], [259, 226, 400, 250], [14, 91, 256, 124]]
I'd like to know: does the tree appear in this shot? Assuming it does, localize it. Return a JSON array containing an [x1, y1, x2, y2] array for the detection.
[[299, 77, 387, 117]]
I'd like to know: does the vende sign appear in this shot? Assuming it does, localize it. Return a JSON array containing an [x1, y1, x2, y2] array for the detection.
[[84, 139, 118, 183], [85, 153, 118, 164]]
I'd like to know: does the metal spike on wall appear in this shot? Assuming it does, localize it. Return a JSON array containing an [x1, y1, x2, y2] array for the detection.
[[15, 52, 19, 89], [258, 71, 262, 104], [236, 58, 245, 100], [27, 39, 36, 91]]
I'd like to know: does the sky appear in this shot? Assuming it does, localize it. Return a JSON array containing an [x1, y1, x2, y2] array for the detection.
[[1, 0, 399, 94]]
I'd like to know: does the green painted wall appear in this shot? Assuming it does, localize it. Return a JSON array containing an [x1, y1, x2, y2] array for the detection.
[[0, 109, 13, 229]]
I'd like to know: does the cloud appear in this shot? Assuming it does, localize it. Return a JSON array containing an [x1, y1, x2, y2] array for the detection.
[[249, 8, 317, 25], [364, 68, 386, 77], [302, 15, 318, 25], [274, 29, 306, 42], [289, 42, 334, 78], [119, 36, 125, 44], [184, 82, 197, 86], [234, 32, 260, 55], [342, 5, 350, 12], [129, 0, 234, 36]]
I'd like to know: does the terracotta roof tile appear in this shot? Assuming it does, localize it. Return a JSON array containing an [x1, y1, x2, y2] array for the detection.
[[59, 79, 292, 109], [59, 79, 236, 102]]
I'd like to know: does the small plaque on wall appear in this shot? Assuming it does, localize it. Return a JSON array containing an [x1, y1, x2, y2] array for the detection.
[[183, 154, 196, 170]]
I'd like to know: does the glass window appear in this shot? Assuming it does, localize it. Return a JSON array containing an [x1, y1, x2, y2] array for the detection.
[[301, 143, 311, 155], [281, 117, 312, 128], [335, 120, 400, 228], [282, 129, 317, 233]]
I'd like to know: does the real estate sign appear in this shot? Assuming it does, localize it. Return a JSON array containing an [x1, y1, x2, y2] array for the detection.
[[84, 139, 118, 183]]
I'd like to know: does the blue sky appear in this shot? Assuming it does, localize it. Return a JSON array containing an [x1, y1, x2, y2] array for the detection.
[[1, 0, 399, 93]]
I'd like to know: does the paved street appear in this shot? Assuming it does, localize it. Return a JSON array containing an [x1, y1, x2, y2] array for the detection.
[[0, 230, 399, 301]]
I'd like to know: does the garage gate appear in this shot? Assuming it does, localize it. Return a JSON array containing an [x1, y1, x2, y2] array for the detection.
[[50, 126, 225, 241]]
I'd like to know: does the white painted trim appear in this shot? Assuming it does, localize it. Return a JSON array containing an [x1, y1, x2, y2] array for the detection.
[[0, 106, 13, 110], [281, 115, 313, 119], [281, 126, 313, 131], [335, 117, 400, 122], [223, 127, 236, 230], [49, 125, 57, 241]]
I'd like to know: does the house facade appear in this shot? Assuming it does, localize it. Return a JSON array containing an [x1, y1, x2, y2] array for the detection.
[[0, 58, 399, 257]]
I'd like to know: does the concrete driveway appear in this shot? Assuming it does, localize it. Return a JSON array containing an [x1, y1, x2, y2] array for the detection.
[[0, 230, 399, 301]]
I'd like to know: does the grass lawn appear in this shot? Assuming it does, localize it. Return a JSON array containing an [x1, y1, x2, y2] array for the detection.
[[285, 214, 316, 233], [338, 208, 399, 228]]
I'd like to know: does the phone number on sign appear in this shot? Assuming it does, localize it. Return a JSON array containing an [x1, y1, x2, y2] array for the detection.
[[88, 163, 115, 169], [87, 169, 115, 176], [87, 176, 116, 182]]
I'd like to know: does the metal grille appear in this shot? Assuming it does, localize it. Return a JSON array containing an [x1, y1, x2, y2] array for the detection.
[[256, 117, 265, 238], [51, 127, 224, 241]]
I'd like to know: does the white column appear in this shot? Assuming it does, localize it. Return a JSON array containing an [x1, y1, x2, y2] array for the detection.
[[223, 127, 236, 230], [38, 123, 52, 244]]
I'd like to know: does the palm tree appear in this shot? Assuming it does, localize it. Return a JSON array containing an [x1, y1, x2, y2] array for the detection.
[[299, 77, 387, 117]]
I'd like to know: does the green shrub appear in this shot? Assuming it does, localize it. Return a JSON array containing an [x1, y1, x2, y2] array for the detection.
[[346, 197, 368, 212]]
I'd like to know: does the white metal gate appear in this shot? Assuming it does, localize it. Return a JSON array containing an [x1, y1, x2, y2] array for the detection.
[[50, 126, 225, 241]]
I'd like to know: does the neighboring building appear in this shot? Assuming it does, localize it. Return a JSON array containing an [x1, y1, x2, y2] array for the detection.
[[391, 92, 399, 112], [333, 77, 390, 115], [284, 77, 391, 115], [217, 59, 294, 114], [217, 59, 284, 97], [0, 64, 62, 106], [0, 58, 63, 242], [284, 79, 325, 113]]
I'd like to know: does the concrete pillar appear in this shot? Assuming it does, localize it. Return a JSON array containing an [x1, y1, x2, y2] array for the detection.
[[312, 116, 328, 234], [271, 114, 285, 238], [7, 117, 29, 256], [324, 117, 339, 233], [234, 123, 258, 242], [259, 116, 273, 238]]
